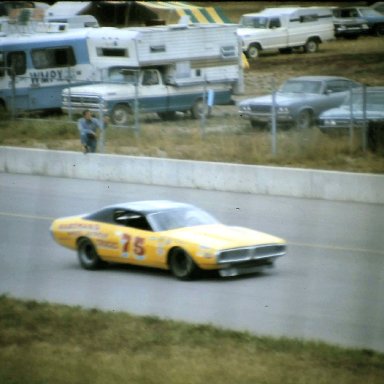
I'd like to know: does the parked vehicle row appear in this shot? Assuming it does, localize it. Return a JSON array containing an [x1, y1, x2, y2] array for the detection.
[[237, 5, 384, 60], [0, 4, 383, 124]]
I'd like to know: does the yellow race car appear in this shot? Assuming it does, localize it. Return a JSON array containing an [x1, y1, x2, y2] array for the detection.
[[50, 200, 286, 280]]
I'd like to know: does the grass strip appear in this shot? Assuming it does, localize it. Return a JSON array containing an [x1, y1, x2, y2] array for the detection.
[[1, 295, 383, 384]]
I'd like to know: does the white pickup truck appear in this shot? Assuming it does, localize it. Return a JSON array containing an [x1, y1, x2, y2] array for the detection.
[[237, 7, 335, 59]]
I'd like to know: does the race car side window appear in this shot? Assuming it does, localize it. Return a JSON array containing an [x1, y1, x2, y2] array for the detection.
[[114, 210, 153, 231]]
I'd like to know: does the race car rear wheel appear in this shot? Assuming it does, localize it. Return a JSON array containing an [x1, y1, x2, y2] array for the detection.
[[77, 238, 104, 270], [169, 248, 198, 280]]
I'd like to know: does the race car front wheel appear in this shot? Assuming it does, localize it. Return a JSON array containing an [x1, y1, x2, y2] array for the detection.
[[77, 238, 104, 270], [169, 248, 199, 280]]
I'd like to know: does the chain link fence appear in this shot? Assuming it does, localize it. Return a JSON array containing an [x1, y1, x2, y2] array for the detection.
[[4, 74, 384, 157]]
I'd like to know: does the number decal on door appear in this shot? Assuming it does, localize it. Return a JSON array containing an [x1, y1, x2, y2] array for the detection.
[[121, 234, 145, 258], [121, 234, 131, 258], [134, 237, 145, 256]]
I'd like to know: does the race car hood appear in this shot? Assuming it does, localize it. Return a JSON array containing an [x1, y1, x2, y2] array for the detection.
[[167, 224, 285, 251]]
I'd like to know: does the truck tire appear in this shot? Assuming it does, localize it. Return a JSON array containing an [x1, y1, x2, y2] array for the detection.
[[191, 99, 211, 119], [304, 39, 319, 53], [111, 104, 131, 125], [246, 44, 260, 59]]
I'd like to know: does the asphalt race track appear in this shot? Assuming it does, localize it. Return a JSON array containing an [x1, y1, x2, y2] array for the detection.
[[0, 172, 383, 352]]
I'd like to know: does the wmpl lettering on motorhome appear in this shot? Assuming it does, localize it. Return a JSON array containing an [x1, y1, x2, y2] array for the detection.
[[0, 15, 104, 114]]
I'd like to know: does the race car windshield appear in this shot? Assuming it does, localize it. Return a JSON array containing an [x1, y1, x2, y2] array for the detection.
[[148, 207, 218, 232]]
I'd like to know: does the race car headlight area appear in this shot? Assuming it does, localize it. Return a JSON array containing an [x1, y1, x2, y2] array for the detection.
[[217, 244, 286, 264]]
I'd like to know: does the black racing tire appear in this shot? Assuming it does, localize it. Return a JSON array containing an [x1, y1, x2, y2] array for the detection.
[[191, 99, 211, 120], [296, 109, 313, 130], [111, 104, 132, 125], [77, 238, 104, 270], [304, 39, 319, 54], [168, 248, 199, 280]]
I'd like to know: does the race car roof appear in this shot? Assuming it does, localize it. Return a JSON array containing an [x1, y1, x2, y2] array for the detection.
[[102, 200, 192, 214]]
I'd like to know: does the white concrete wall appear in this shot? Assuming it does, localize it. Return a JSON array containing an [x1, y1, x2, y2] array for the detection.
[[1, 146, 383, 204]]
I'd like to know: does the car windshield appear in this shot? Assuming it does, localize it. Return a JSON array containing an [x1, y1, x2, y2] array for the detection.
[[147, 206, 219, 232], [106, 67, 136, 84], [240, 16, 269, 28], [280, 80, 322, 94]]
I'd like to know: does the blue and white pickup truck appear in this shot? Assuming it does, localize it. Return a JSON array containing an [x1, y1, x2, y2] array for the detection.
[[62, 23, 243, 124], [62, 67, 237, 124]]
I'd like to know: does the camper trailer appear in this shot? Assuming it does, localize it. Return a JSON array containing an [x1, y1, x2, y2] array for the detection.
[[238, 7, 335, 59], [61, 23, 243, 124]]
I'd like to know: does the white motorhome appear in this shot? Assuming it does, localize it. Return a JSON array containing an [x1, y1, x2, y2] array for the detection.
[[62, 23, 243, 124], [238, 7, 335, 59]]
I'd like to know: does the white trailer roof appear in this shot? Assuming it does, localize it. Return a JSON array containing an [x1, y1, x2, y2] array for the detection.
[[244, 7, 331, 18]]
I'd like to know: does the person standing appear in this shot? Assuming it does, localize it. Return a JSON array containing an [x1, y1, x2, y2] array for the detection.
[[77, 109, 102, 153]]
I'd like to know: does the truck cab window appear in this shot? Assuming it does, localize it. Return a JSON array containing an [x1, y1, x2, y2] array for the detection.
[[269, 18, 281, 28], [143, 70, 159, 85]]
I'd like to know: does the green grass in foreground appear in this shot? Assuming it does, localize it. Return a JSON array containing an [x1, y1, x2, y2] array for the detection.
[[1, 295, 383, 384]]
